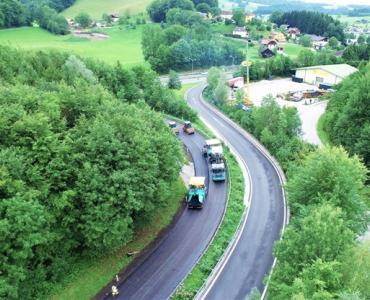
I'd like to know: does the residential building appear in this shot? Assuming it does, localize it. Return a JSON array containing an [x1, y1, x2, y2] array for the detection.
[[261, 47, 275, 58], [270, 31, 286, 43], [287, 27, 301, 39], [261, 39, 278, 50], [220, 10, 233, 20], [295, 64, 358, 86], [233, 27, 248, 38], [306, 34, 328, 49], [245, 12, 255, 22]]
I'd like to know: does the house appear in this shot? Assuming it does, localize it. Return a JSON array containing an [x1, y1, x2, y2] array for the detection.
[[269, 31, 286, 43], [261, 39, 278, 50], [245, 11, 255, 22], [220, 10, 233, 20], [233, 27, 248, 38], [295, 64, 358, 86], [109, 13, 120, 22], [261, 47, 275, 58], [228, 77, 244, 89], [306, 34, 328, 49], [287, 27, 300, 39]]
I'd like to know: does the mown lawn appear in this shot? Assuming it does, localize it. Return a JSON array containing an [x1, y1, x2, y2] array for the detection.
[[51, 179, 186, 300], [0, 26, 144, 66], [62, 0, 152, 19]]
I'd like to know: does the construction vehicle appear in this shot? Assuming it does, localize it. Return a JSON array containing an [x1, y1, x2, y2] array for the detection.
[[209, 145, 224, 164], [202, 139, 222, 157], [211, 162, 226, 182], [186, 177, 207, 208], [168, 121, 179, 135], [183, 121, 195, 135]]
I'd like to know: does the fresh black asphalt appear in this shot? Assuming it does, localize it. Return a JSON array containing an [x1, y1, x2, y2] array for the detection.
[[186, 84, 285, 299], [104, 125, 227, 300]]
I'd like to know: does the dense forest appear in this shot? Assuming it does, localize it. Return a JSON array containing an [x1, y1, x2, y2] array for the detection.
[[270, 11, 345, 42], [147, 0, 219, 23], [324, 62, 370, 170], [0, 0, 73, 34], [0, 45, 192, 299], [144, 0, 242, 73]]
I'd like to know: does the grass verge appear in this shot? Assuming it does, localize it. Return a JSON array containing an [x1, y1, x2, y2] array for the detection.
[[317, 113, 331, 146], [51, 179, 186, 300]]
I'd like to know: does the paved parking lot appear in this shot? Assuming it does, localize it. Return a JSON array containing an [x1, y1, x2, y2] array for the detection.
[[249, 78, 327, 146]]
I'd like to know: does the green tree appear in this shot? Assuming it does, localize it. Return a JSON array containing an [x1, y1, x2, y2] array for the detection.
[[325, 62, 370, 168], [340, 240, 370, 299], [75, 12, 91, 28], [299, 35, 313, 47], [357, 34, 366, 44], [214, 77, 228, 105], [102, 13, 113, 24], [232, 8, 245, 26], [286, 147, 368, 234], [328, 36, 339, 49], [269, 204, 355, 299], [207, 67, 223, 91], [167, 70, 182, 89]]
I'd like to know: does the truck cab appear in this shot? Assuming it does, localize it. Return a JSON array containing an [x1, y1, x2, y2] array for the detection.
[[186, 177, 207, 208], [183, 121, 195, 135], [202, 139, 222, 158], [168, 121, 179, 135], [211, 162, 226, 182]]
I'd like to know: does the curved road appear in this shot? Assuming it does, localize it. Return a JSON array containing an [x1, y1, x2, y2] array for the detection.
[[186, 84, 286, 299], [103, 126, 227, 299]]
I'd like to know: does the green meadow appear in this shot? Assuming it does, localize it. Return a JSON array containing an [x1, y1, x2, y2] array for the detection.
[[62, 0, 152, 19], [0, 26, 144, 66]]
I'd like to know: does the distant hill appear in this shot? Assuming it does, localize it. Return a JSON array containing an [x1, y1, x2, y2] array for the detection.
[[62, 0, 152, 19]]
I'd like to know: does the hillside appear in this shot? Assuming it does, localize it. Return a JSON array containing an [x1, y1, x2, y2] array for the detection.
[[62, 0, 153, 19]]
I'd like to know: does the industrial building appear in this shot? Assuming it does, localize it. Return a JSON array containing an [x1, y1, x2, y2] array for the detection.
[[295, 64, 358, 87]]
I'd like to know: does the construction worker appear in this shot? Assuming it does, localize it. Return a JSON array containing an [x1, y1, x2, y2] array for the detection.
[[111, 285, 119, 297]]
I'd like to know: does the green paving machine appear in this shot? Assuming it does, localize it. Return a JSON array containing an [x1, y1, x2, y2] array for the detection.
[[186, 177, 207, 209]]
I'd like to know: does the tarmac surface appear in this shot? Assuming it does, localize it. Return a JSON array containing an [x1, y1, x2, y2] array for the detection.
[[103, 125, 227, 300], [186, 84, 286, 299]]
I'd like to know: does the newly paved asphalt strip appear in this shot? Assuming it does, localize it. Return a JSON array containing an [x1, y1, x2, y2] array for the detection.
[[103, 126, 227, 300], [186, 84, 286, 299]]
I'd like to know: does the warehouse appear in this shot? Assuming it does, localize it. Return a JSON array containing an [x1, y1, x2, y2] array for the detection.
[[295, 64, 358, 87]]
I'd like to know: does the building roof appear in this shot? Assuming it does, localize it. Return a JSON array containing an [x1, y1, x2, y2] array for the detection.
[[261, 38, 277, 45], [306, 34, 327, 41], [233, 27, 247, 33], [296, 64, 358, 79], [221, 10, 232, 15]]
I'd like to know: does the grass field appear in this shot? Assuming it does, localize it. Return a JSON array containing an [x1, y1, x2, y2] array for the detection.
[[62, 0, 152, 19], [334, 15, 370, 28], [0, 26, 144, 66], [52, 179, 186, 300]]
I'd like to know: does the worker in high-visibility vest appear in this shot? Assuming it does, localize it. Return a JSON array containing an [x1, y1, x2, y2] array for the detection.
[[111, 285, 119, 297]]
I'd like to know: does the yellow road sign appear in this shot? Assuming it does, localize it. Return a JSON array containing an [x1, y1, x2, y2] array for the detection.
[[242, 61, 252, 67]]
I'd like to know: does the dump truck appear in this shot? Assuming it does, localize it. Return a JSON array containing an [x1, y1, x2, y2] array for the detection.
[[211, 162, 226, 182], [202, 139, 222, 157], [186, 176, 207, 208], [209, 145, 224, 164], [168, 121, 179, 135], [183, 121, 195, 135]]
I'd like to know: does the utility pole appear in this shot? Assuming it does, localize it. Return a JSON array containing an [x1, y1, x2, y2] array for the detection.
[[244, 38, 253, 106]]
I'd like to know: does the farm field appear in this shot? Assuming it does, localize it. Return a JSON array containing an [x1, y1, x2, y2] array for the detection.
[[62, 0, 152, 19], [0, 26, 144, 66], [333, 15, 370, 28]]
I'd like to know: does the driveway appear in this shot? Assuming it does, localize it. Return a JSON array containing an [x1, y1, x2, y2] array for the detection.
[[249, 78, 327, 146]]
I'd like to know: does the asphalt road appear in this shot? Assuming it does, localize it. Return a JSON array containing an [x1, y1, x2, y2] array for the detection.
[[103, 126, 227, 300], [186, 84, 286, 299]]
